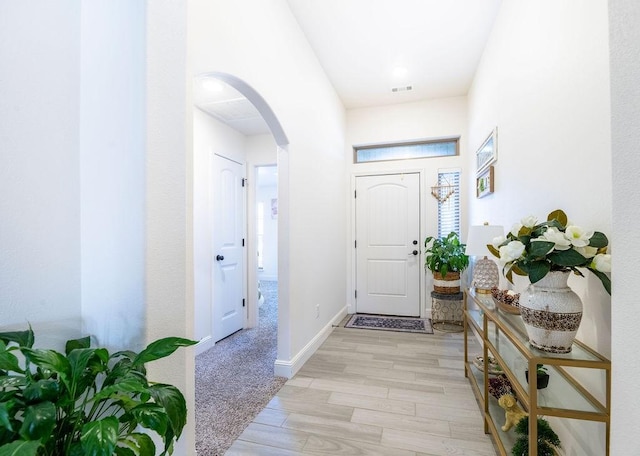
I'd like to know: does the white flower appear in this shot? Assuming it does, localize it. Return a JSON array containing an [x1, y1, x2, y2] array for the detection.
[[573, 246, 598, 259], [521, 215, 538, 228], [537, 227, 571, 251], [499, 240, 526, 263], [491, 235, 506, 249], [510, 223, 523, 237], [591, 253, 611, 272], [565, 225, 594, 248]]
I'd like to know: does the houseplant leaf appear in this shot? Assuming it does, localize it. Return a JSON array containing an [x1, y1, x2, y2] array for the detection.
[[133, 338, 197, 367], [18, 401, 56, 442], [548, 249, 587, 267], [117, 433, 156, 456], [65, 336, 91, 355], [0, 440, 41, 456], [80, 416, 119, 456], [128, 404, 168, 437], [0, 330, 34, 350], [0, 351, 22, 375], [149, 384, 187, 438], [22, 380, 60, 403]]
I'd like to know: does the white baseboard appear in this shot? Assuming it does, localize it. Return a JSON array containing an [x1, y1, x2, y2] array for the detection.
[[274, 306, 347, 379], [194, 335, 214, 356]]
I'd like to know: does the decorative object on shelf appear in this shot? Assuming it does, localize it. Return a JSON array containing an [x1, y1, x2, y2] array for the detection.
[[488, 374, 513, 400], [0, 327, 197, 455], [473, 354, 503, 375], [498, 394, 528, 432], [424, 231, 469, 294], [465, 223, 504, 293], [491, 287, 521, 314], [430, 291, 464, 332], [476, 165, 495, 198], [487, 209, 611, 353], [525, 364, 550, 389], [476, 127, 498, 176], [512, 416, 562, 456]]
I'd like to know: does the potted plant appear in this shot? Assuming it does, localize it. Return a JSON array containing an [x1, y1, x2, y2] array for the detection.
[[0, 327, 197, 455], [487, 209, 611, 353], [525, 364, 550, 389], [424, 231, 469, 294], [512, 416, 561, 456]]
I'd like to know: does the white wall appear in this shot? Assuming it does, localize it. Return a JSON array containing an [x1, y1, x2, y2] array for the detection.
[[609, 0, 640, 453], [193, 108, 247, 354], [0, 1, 82, 348], [80, 0, 146, 351], [189, 0, 347, 373], [255, 165, 278, 281], [468, 2, 611, 454], [346, 97, 469, 314]]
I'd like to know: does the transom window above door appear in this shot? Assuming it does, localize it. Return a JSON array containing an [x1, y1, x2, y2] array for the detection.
[[353, 137, 459, 163]]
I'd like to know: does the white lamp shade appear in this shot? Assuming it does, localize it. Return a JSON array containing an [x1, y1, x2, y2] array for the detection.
[[465, 225, 504, 257]]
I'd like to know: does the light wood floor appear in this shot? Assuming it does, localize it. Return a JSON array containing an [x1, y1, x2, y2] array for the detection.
[[226, 321, 497, 455]]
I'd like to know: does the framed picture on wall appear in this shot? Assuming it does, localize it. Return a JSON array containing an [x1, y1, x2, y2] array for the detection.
[[476, 127, 498, 176], [476, 166, 495, 198]]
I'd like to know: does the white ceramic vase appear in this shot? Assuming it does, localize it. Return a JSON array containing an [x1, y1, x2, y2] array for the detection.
[[519, 270, 583, 354]]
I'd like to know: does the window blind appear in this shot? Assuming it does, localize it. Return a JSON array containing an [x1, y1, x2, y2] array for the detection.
[[437, 171, 461, 238]]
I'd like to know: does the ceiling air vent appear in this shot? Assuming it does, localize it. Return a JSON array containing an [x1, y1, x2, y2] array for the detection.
[[391, 85, 413, 93]]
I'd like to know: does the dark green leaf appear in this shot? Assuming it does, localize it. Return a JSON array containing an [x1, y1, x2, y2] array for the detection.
[[149, 384, 187, 438], [22, 380, 60, 403], [0, 440, 42, 456], [0, 351, 22, 374], [588, 231, 608, 248], [527, 240, 554, 259], [118, 433, 156, 456], [588, 268, 612, 295], [129, 404, 168, 437], [0, 403, 13, 432], [22, 349, 70, 380], [80, 416, 119, 456], [133, 338, 197, 367], [528, 261, 551, 284], [18, 402, 56, 442], [65, 336, 91, 355], [0, 377, 27, 390], [547, 209, 568, 227], [548, 249, 587, 267], [67, 348, 105, 399], [0, 330, 34, 349], [91, 377, 148, 403], [114, 447, 136, 456]]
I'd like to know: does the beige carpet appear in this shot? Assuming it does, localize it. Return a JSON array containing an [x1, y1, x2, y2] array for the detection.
[[195, 281, 287, 455]]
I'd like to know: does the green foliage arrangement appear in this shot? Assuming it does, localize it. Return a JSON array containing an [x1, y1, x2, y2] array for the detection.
[[423, 232, 469, 278], [0, 327, 197, 456], [511, 416, 561, 456], [487, 209, 611, 294]]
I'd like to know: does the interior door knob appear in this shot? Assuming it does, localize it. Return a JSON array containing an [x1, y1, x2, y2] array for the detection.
[[409, 250, 418, 256], [216, 255, 224, 261]]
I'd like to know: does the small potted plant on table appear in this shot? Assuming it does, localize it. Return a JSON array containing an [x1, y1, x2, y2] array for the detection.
[[424, 231, 469, 294], [525, 364, 550, 389]]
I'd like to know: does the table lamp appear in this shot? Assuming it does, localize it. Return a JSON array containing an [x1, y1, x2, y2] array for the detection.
[[465, 224, 504, 293]]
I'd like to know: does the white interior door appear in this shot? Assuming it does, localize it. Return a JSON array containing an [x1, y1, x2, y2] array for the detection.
[[355, 173, 421, 317], [212, 154, 245, 342]]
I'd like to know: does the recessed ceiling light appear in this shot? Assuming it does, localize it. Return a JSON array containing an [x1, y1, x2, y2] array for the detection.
[[201, 79, 224, 92], [392, 66, 408, 78]]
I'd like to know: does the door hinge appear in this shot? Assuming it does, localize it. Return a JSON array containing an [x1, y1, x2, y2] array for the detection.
[[242, 298, 246, 307], [355, 290, 357, 299], [354, 240, 357, 248], [242, 178, 246, 187], [354, 190, 357, 198], [242, 238, 245, 247]]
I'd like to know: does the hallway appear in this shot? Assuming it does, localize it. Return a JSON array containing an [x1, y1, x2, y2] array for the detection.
[[226, 323, 495, 455], [195, 281, 286, 455]]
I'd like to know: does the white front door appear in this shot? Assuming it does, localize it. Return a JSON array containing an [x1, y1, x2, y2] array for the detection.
[[212, 154, 245, 342], [355, 173, 421, 317]]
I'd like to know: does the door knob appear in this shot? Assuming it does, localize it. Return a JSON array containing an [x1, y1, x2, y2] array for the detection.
[[216, 255, 225, 261], [409, 250, 418, 256], [413, 240, 418, 245]]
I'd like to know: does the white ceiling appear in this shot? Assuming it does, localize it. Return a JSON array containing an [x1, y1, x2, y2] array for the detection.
[[194, 0, 502, 134]]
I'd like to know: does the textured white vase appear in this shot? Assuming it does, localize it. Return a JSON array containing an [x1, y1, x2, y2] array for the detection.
[[519, 270, 583, 354]]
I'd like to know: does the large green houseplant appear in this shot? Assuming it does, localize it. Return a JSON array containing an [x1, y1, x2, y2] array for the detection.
[[0, 327, 196, 456]]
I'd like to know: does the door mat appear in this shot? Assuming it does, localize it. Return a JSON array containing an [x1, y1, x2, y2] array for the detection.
[[345, 314, 433, 334]]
